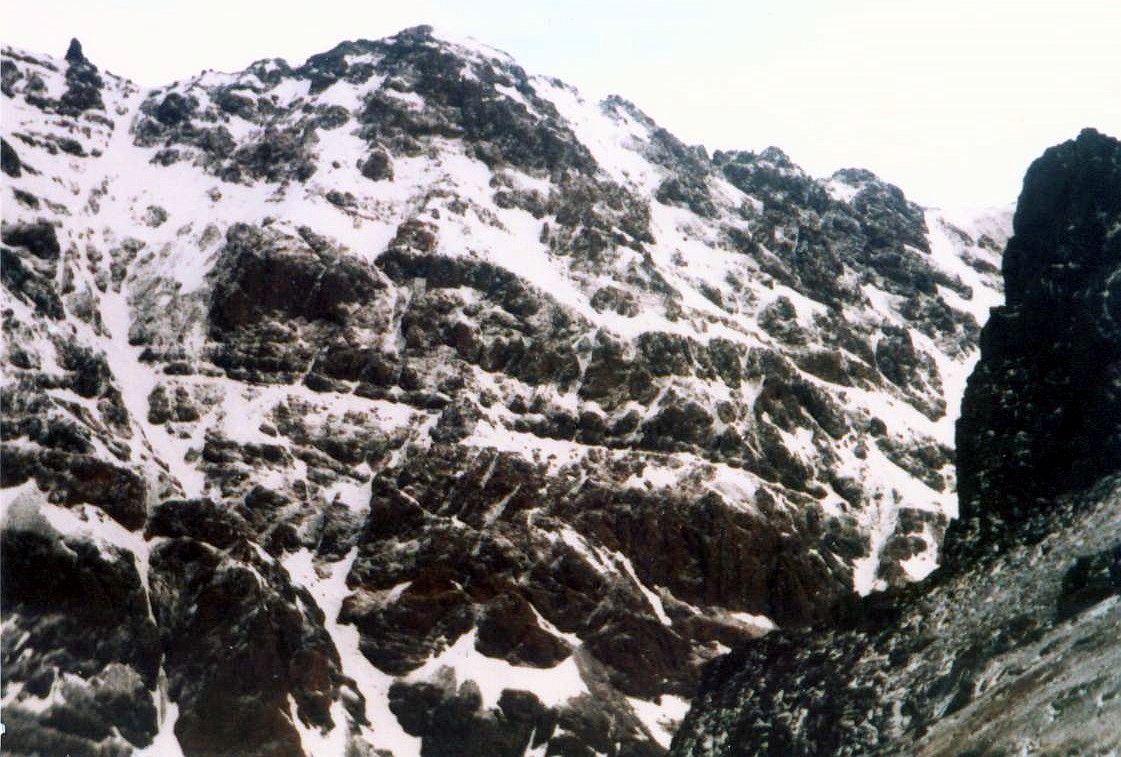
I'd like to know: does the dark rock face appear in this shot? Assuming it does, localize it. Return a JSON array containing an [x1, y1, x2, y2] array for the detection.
[[134, 90, 320, 184], [952, 128, 1121, 558], [210, 223, 383, 330], [1, 447, 148, 529], [149, 538, 350, 757], [672, 132, 1121, 755], [155, 92, 195, 127], [713, 149, 979, 360], [206, 223, 387, 383], [1, 521, 161, 754], [1, 220, 66, 319], [342, 444, 804, 689], [64, 38, 85, 65], [475, 592, 572, 667], [389, 682, 554, 757]]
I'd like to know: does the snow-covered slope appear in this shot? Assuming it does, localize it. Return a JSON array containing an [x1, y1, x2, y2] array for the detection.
[[672, 128, 1121, 756], [1, 29, 1008, 756]]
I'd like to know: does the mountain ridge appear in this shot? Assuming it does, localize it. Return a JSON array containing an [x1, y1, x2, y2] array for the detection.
[[2, 27, 1009, 755]]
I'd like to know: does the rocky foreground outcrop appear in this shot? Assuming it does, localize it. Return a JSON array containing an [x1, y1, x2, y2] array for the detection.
[[2, 29, 1007, 755], [672, 129, 1121, 756]]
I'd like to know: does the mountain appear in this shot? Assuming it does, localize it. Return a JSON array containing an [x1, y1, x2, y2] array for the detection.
[[672, 128, 1121, 755], [1, 28, 1008, 756]]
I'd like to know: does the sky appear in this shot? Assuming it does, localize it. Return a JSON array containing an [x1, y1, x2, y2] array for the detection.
[[5, 0, 1121, 207]]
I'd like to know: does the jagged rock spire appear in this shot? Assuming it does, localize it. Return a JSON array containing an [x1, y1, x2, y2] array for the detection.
[[949, 127, 1121, 561], [65, 37, 85, 65]]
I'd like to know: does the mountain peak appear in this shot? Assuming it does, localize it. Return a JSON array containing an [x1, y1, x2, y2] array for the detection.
[[1, 29, 1014, 756]]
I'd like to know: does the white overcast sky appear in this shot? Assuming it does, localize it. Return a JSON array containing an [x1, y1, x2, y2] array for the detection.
[[5, 0, 1120, 207]]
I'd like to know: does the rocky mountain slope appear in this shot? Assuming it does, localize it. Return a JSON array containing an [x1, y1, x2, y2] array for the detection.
[[2, 28, 1007, 755], [672, 128, 1121, 755]]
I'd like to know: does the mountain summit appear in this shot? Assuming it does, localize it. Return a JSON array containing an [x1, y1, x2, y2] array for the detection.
[[2, 27, 1009, 755]]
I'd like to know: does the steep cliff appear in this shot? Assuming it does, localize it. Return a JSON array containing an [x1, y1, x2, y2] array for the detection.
[[952, 128, 1121, 559]]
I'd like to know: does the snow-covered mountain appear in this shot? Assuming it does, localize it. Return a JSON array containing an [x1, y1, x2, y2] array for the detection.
[[673, 128, 1121, 755], [1, 28, 1009, 755]]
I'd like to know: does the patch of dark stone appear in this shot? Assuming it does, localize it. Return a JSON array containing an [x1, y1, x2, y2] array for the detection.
[[1056, 543, 1121, 621], [356, 26, 598, 179], [0, 525, 160, 752], [0, 446, 147, 529], [149, 535, 355, 757], [2, 136, 23, 177], [2, 220, 60, 260], [59, 38, 104, 115]]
